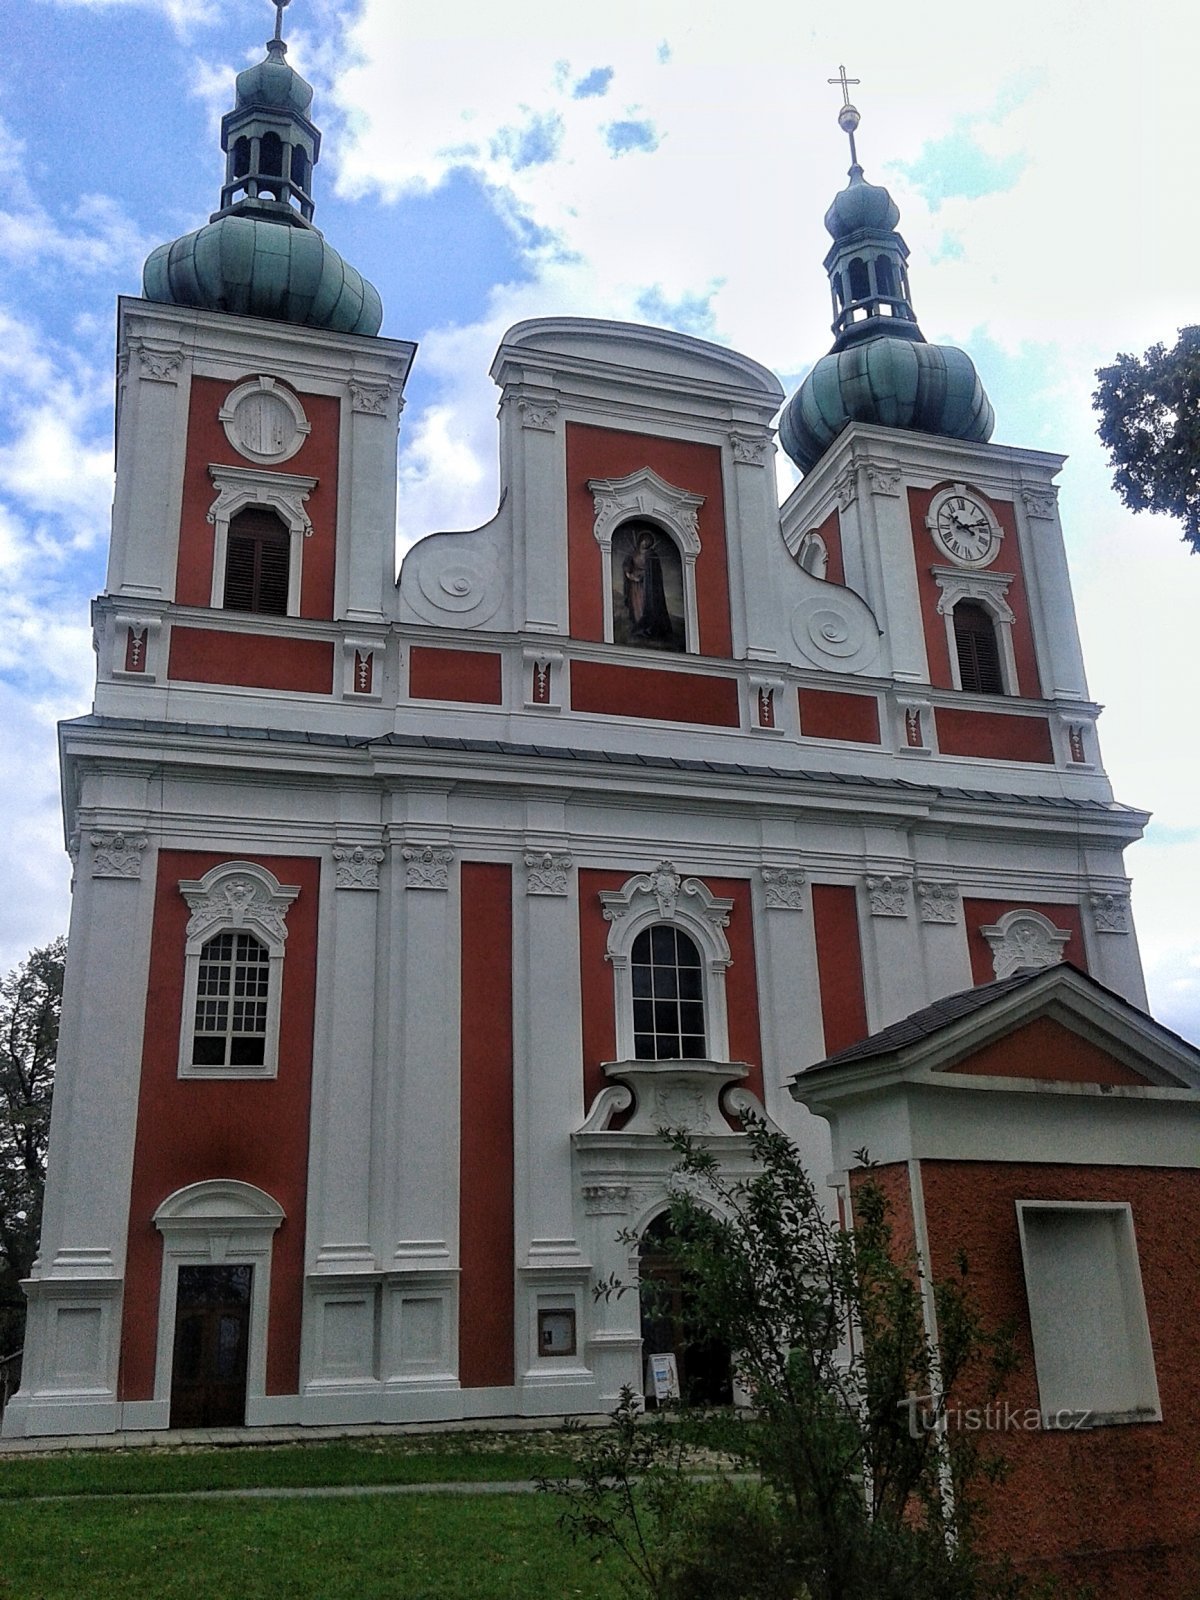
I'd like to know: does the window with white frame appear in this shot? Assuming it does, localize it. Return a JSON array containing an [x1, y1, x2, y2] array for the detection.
[[178, 861, 300, 1079], [1016, 1201, 1160, 1428], [589, 468, 704, 653], [206, 464, 317, 618], [932, 566, 1019, 695], [600, 861, 732, 1063]]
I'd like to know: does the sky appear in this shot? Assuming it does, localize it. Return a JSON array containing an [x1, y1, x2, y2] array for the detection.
[[1, 0, 1198, 1040]]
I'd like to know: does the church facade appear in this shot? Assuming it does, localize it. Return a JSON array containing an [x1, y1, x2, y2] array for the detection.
[[3, 21, 1160, 1448]]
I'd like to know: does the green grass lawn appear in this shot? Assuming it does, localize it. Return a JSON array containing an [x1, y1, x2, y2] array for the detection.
[[0, 1490, 624, 1599]]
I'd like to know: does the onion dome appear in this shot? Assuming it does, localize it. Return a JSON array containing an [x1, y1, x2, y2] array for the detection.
[[779, 82, 993, 474], [142, 1, 382, 337]]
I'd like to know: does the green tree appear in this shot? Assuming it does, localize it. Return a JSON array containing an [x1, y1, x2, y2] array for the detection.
[[0, 938, 64, 1376], [1093, 325, 1200, 551], [547, 1115, 1071, 1600]]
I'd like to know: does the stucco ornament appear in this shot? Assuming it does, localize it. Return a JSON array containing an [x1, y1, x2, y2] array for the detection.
[[865, 875, 911, 918], [333, 845, 385, 891], [790, 593, 881, 673], [403, 845, 454, 891], [524, 851, 572, 896], [90, 832, 150, 879], [180, 861, 300, 948], [762, 867, 807, 910], [916, 881, 960, 924], [1089, 892, 1131, 935], [980, 909, 1071, 979]]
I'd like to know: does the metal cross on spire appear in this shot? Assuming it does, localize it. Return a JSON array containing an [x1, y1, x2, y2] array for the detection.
[[272, 0, 292, 45], [827, 64, 863, 168]]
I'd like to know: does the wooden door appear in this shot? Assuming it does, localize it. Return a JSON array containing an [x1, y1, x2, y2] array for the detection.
[[638, 1216, 732, 1407], [169, 1264, 253, 1428]]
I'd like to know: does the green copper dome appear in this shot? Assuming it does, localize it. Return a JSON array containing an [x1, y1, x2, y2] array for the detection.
[[780, 99, 993, 474], [141, 8, 382, 338]]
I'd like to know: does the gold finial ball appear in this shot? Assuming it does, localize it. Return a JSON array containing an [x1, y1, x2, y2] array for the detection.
[[838, 103, 861, 134]]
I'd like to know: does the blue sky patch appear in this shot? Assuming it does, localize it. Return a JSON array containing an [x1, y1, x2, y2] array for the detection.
[[492, 113, 564, 170], [573, 66, 614, 99], [604, 119, 660, 157], [636, 286, 718, 338], [893, 123, 1025, 210]]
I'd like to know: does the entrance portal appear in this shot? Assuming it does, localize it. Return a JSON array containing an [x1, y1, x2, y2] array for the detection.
[[169, 1264, 253, 1428], [638, 1213, 732, 1406]]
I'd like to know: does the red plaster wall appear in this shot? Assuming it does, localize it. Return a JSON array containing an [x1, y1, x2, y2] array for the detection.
[[409, 646, 503, 706], [570, 660, 740, 727], [962, 899, 1088, 985], [566, 423, 733, 656], [811, 884, 869, 1056], [120, 850, 319, 1402], [798, 687, 881, 745], [806, 507, 845, 588], [907, 484, 1042, 698], [175, 375, 340, 620], [576, 870, 765, 1118], [168, 626, 334, 695], [934, 706, 1054, 765], [918, 1160, 1200, 1597], [952, 1016, 1152, 1086], [458, 863, 515, 1388]]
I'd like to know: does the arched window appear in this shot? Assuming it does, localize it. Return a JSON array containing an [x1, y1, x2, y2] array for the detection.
[[611, 520, 686, 652], [874, 255, 896, 297], [232, 137, 251, 179], [848, 257, 870, 301], [631, 924, 706, 1060], [290, 145, 309, 192], [191, 932, 270, 1068], [223, 506, 290, 615], [259, 131, 284, 177], [954, 601, 1004, 694]]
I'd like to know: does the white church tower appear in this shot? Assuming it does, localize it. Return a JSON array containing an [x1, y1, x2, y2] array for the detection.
[[4, 22, 1147, 1437]]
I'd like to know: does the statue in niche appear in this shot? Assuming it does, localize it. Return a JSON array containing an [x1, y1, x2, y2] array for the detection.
[[612, 521, 685, 651]]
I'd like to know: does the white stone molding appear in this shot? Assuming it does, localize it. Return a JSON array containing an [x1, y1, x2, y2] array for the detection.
[[582, 1183, 633, 1217], [348, 380, 392, 416], [177, 861, 301, 1078], [1057, 713, 1095, 769], [524, 851, 573, 897], [749, 675, 785, 733], [790, 592, 881, 673], [152, 1180, 284, 1424], [589, 466, 705, 652], [333, 845, 385, 891], [796, 531, 829, 579], [599, 863, 734, 1061], [864, 875, 911, 918], [517, 398, 559, 431], [406, 538, 506, 629], [206, 463, 318, 616], [864, 458, 902, 496], [600, 1060, 749, 1136], [1021, 485, 1059, 520], [112, 612, 163, 680], [342, 636, 383, 700], [730, 432, 769, 467], [131, 339, 184, 384], [932, 565, 1019, 695], [218, 376, 311, 465], [761, 866, 806, 910], [523, 646, 564, 711], [916, 881, 960, 924], [896, 694, 933, 754], [90, 831, 149, 879], [1089, 891, 1131, 935], [402, 845, 454, 891], [576, 1081, 634, 1134], [833, 465, 858, 510], [980, 908, 1072, 979]]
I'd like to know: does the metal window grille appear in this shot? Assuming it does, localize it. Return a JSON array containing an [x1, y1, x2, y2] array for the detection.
[[631, 924, 706, 1061], [192, 931, 270, 1068]]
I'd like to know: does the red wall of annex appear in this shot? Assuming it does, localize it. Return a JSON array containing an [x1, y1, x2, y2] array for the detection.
[[458, 862, 515, 1389], [798, 688, 881, 745], [168, 626, 334, 695], [963, 899, 1088, 985], [175, 374, 340, 619], [566, 423, 733, 656], [811, 884, 869, 1055], [907, 484, 1042, 698], [918, 1160, 1200, 1598], [577, 870, 765, 1118], [120, 850, 319, 1402], [570, 660, 740, 727], [409, 646, 504, 706], [954, 1016, 1152, 1086]]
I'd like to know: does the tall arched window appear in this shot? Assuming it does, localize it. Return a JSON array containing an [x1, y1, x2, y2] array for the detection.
[[631, 924, 706, 1060], [223, 506, 290, 615], [954, 601, 1004, 694], [191, 932, 270, 1068], [259, 131, 284, 177]]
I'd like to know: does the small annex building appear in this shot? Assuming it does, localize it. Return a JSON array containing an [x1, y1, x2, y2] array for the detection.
[[10, 30, 1196, 1584]]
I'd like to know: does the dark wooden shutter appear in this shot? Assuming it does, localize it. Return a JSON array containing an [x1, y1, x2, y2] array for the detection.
[[954, 602, 1004, 694], [223, 508, 290, 616]]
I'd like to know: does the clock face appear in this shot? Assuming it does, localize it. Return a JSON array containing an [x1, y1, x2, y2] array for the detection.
[[929, 490, 999, 566]]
